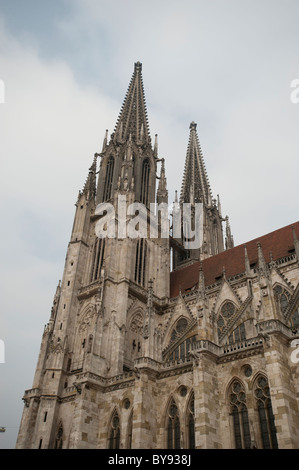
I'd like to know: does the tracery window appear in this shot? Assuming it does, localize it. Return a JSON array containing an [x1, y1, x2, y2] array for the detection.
[[90, 238, 105, 282], [228, 323, 246, 344], [217, 301, 236, 339], [134, 238, 147, 286], [140, 158, 150, 206], [168, 336, 196, 362], [273, 285, 290, 315], [170, 318, 188, 342], [103, 155, 114, 201], [229, 380, 251, 449], [167, 400, 180, 449], [108, 412, 121, 450], [291, 307, 299, 328], [255, 376, 278, 449], [54, 424, 63, 449]]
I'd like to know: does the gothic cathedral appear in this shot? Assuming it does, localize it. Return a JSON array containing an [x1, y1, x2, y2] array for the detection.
[[16, 62, 299, 449]]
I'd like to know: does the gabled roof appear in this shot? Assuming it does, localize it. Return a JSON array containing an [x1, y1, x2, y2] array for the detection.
[[113, 61, 151, 145], [170, 221, 299, 298]]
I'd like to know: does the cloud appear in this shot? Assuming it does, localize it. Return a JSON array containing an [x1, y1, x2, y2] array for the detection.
[[0, 17, 119, 448], [0, 1, 298, 448]]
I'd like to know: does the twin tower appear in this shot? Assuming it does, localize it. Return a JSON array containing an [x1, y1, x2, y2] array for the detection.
[[16, 62, 234, 449]]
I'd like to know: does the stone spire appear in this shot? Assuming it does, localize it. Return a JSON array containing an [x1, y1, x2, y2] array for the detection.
[[113, 61, 151, 146], [257, 242, 269, 280], [225, 216, 234, 250], [172, 121, 226, 268], [157, 158, 168, 204], [180, 121, 213, 205]]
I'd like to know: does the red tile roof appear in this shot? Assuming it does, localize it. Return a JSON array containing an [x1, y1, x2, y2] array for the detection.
[[170, 221, 299, 298]]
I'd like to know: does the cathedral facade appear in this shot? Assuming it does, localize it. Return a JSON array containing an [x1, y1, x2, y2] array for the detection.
[[16, 62, 299, 449]]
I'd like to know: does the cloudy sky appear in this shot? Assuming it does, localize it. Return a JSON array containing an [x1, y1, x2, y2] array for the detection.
[[0, 0, 298, 448]]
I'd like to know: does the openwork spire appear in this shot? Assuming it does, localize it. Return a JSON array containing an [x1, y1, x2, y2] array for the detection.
[[180, 122, 212, 206], [113, 62, 151, 145]]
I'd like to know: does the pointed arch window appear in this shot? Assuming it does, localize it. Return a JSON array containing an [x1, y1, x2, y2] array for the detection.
[[229, 380, 251, 449], [255, 376, 278, 449], [108, 412, 121, 450], [187, 395, 195, 449], [140, 158, 150, 206], [134, 238, 147, 286], [54, 423, 63, 449], [167, 336, 197, 362], [103, 155, 114, 201], [228, 322, 246, 344], [291, 307, 299, 329], [167, 400, 180, 449], [273, 285, 290, 315], [217, 301, 236, 340], [90, 238, 105, 282]]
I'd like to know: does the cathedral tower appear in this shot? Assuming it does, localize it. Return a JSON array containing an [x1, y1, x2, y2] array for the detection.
[[16, 62, 170, 449], [16, 62, 299, 450], [172, 121, 233, 270]]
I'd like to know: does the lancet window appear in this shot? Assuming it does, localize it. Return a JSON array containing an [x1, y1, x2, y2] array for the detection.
[[273, 285, 290, 315], [90, 238, 105, 282], [134, 238, 147, 286], [167, 400, 180, 449], [54, 423, 63, 449], [103, 155, 114, 201], [254, 375, 278, 449], [108, 412, 121, 450], [229, 380, 251, 449], [140, 158, 150, 206]]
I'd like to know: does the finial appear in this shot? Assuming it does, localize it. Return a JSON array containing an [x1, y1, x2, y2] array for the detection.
[[102, 129, 108, 152], [217, 194, 222, 217], [154, 134, 158, 157], [190, 121, 197, 130], [244, 244, 251, 276], [257, 242, 269, 278], [134, 61, 142, 72]]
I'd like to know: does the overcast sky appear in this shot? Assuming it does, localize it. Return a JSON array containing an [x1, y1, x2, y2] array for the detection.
[[0, 0, 298, 448]]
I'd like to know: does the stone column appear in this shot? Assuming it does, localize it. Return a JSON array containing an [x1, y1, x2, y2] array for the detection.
[[131, 366, 157, 448], [192, 353, 221, 449]]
